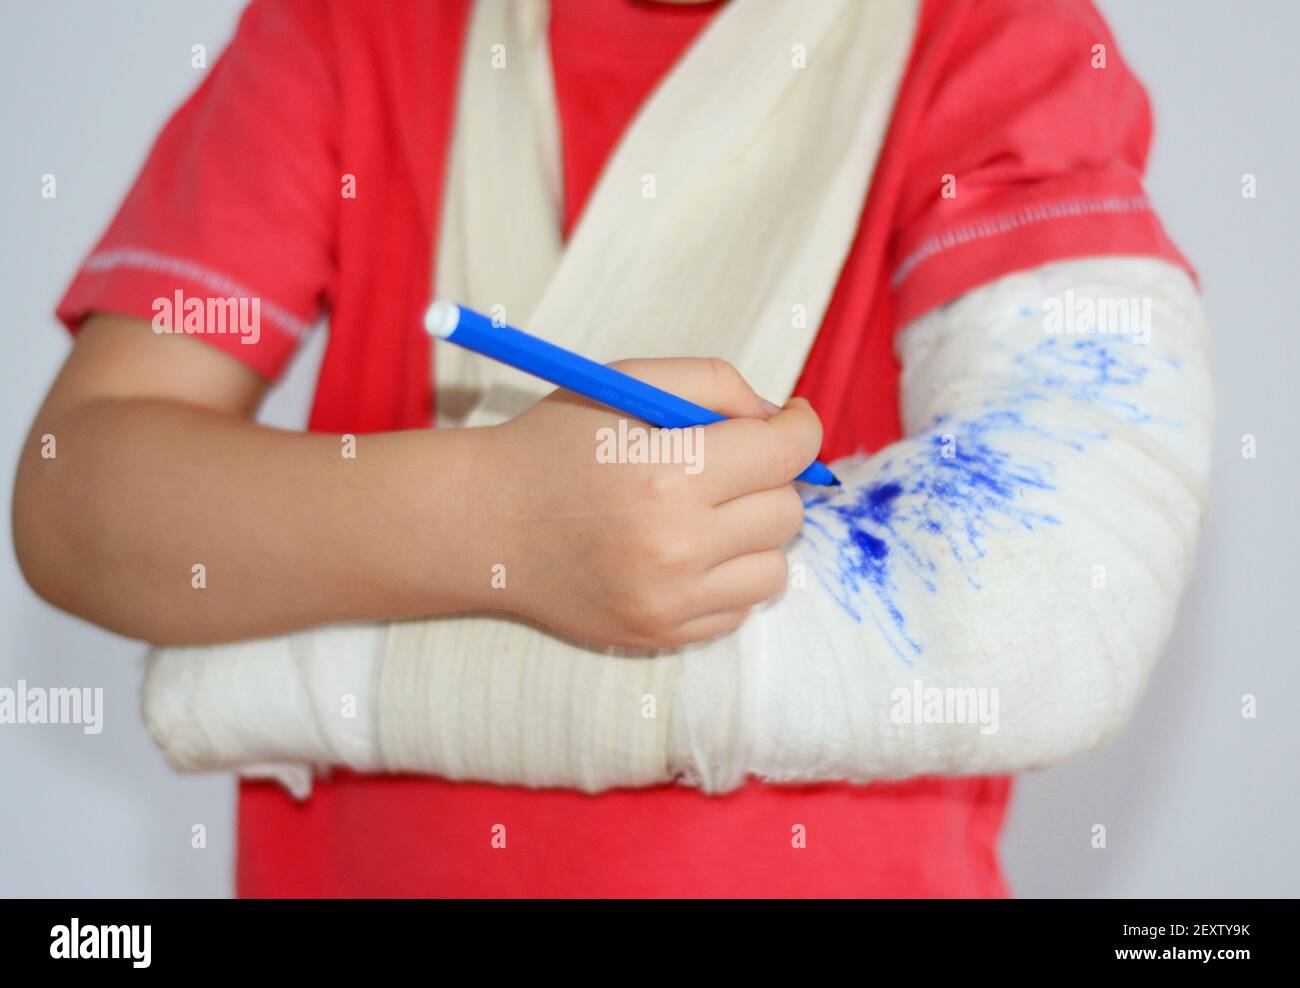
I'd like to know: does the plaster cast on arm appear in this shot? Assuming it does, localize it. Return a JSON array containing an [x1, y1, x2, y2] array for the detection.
[[141, 256, 1212, 796], [669, 255, 1212, 791], [141, 624, 386, 799]]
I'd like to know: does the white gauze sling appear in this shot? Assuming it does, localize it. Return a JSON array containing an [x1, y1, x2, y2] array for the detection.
[[383, 0, 922, 788], [142, 0, 924, 796]]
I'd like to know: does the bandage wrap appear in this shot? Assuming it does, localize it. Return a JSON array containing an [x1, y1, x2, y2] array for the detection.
[[142, 257, 1213, 796], [671, 256, 1212, 791]]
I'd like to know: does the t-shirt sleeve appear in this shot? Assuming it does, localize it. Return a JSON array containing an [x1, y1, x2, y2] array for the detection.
[[56, 0, 338, 379], [888, 0, 1194, 329]]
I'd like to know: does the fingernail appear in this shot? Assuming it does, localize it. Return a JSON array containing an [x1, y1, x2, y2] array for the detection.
[[758, 397, 783, 417]]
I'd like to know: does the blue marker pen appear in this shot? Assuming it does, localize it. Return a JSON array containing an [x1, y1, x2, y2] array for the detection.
[[424, 301, 840, 487]]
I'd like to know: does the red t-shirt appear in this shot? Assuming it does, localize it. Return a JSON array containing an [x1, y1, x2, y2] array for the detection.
[[58, 0, 1190, 897]]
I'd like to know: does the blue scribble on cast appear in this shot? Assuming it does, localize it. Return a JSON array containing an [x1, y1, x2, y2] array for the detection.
[[798, 338, 1174, 663]]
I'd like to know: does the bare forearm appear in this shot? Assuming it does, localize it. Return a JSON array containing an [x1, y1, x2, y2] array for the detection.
[[14, 396, 498, 644]]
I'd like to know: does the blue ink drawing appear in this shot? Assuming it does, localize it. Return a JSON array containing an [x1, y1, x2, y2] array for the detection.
[[798, 338, 1176, 663]]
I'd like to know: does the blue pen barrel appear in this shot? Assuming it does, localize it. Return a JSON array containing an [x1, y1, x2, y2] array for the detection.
[[436, 304, 838, 486], [448, 307, 726, 427]]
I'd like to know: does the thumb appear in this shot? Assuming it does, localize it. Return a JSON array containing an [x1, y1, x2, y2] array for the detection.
[[765, 396, 825, 482]]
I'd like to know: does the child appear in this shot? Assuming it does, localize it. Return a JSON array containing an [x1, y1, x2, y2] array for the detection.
[[14, 0, 1209, 897]]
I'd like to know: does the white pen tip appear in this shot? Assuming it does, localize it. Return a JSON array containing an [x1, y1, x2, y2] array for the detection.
[[424, 300, 461, 339]]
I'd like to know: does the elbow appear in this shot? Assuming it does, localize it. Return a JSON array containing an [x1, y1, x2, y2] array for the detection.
[[12, 448, 151, 642], [11, 451, 66, 611], [994, 518, 1196, 773], [1041, 685, 1146, 770], [1008, 620, 1167, 773]]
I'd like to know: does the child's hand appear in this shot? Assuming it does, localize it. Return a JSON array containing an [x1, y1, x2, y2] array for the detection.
[[482, 358, 823, 648]]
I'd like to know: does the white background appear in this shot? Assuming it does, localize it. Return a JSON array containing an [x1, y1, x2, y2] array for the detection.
[[1, 1, 1296, 897]]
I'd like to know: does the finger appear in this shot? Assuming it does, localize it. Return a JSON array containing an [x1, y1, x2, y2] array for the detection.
[[705, 485, 805, 565], [606, 357, 778, 419], [698, 548, 790, 612], [695, 397, 826, 502], [766, 397, 825, 477], [670, 609, 750, 646]]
